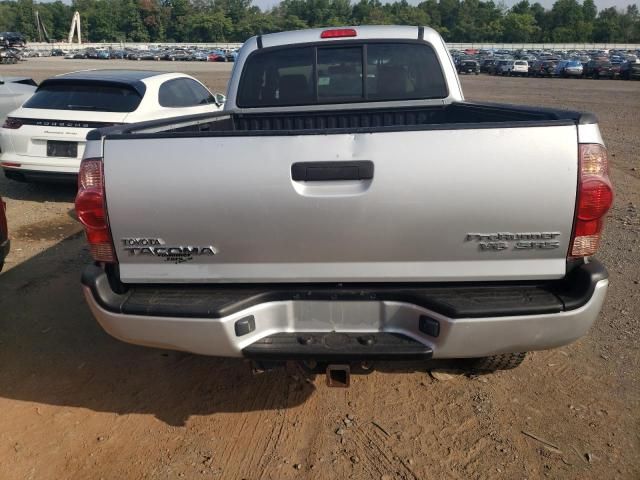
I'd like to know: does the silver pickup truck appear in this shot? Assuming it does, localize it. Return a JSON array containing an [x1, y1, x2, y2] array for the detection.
[[76, 26, 612, 377]]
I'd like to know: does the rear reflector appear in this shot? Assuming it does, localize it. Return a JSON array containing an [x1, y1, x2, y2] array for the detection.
[[2, 117, 22, 129], [321, 28, 357, 39], [1, 162, 21, 168], [75, 158, 116, 263], [569, 144, 614, 258]]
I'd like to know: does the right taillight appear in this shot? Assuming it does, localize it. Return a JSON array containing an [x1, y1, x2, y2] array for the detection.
[[2, 117, 22, 129], [569, 144, 614, 258], [75, 158, 116, 263]]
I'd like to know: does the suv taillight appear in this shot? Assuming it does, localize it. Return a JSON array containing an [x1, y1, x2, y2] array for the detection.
[[75, 158, 116, 263], [2, 117, 22, 129], [569, 144, 614, 258]]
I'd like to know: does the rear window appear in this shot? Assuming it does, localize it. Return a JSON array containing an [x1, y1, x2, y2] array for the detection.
[[514, 61, 527, 66], [238, 42, 448, 108], [23, 82, 142, 112]]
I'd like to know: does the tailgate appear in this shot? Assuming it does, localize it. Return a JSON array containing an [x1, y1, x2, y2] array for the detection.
[[104, 125, 578, 283]]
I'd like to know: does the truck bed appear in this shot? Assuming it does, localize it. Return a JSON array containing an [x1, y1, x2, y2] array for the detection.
[[92, 101, 595, 140]]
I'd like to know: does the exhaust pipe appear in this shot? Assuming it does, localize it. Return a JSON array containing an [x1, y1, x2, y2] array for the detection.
[[326, 364, 350, 388]]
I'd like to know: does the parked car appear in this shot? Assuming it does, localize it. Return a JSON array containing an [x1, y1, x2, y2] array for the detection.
[[65, 50, 87, 59], [532, 60, 558, 77], [457, 59, 479, 75], [620, 59, 640, 80], [505, 60, 528, 76], [557, 60, 583, 78], [167, 49, 192, 61], [491, 59, 511, 75], [0, 47, 19, 64], [480, 58, 495, 73], [0, 32, 26, 48], [77, 26, 611, 381], [208, 50, 227, 62], [0, 195, 7, 272], [51, 48, 65, 57], [109, 49, 126, 59], [132, 51, 161, 61], [192, 51, 209, 61], [0, 70, 223, 182], [584, 59, 613, 79], [226, 50, 239, 62], [610, 60, 623, 79], [552, 60, 569, 77], [0, 76, 37, 123]]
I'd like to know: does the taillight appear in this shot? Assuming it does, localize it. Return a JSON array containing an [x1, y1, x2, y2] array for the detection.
[[2, 117, 22, 129], [321, 28, 357, 39], [75, 158, 116, 263], [569, 144, 614, 258]]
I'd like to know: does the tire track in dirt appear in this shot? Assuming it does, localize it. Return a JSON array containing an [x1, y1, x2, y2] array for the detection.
[[214, 373, 294, 479]]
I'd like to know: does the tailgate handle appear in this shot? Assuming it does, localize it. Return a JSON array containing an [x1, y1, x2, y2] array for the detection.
[[291, 161, 374, 182]]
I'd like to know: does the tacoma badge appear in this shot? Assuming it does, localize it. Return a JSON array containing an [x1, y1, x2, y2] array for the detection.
[[121, 238, 217, 263]]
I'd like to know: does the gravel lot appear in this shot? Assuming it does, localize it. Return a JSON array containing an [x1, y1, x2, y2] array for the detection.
[[0, 58, 638, 480]]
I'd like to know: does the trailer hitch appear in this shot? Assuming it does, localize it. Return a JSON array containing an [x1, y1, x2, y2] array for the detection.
[[326, 364, 350, 388]]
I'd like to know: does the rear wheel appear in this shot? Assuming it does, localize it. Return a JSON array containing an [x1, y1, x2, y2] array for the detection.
[[464, 352, 527, 372]]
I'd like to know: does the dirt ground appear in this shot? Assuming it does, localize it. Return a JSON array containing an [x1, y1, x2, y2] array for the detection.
[[0, 58, 638, 480]]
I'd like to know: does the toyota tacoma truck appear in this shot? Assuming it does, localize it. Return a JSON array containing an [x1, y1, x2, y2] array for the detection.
[[76, 26, 612, 378]]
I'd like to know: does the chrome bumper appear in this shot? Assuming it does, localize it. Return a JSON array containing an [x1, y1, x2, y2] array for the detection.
[[82, 271, 608, 359]]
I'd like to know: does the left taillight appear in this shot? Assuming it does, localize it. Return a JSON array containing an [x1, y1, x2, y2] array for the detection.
[[75, 158, 116, 263], [569, 144, 614, 258], [2, 117, 22, 129]]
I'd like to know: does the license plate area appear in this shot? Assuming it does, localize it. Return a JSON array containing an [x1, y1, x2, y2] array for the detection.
[[47, 141, 77, 158]]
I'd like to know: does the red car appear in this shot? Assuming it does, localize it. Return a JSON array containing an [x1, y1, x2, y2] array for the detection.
[[0, 196, 8, 271], [207, 51, 227, 62]]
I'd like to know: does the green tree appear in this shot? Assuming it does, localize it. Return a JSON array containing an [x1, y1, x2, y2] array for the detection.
[[502, 12, 539, 42], [582, 0, 597, 22], [165, 0, 191, 42], [186, 9, 231, 41], [593, 7, 621, 42], [14, 0, 37, 40]]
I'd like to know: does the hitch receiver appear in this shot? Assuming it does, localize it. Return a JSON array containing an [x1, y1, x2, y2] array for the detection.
[[326, 364, 350, 388]]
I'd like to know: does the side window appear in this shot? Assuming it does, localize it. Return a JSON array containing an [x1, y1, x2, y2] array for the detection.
[[185, 79, 215, 105], [159, 78, 201, 108]]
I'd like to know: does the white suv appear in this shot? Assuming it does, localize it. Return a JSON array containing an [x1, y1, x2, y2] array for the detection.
[[506, 60, 529, 76], [0, 70, 222, 182]]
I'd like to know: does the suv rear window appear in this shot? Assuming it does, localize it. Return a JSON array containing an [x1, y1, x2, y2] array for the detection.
[[24, 82, 142, 112], [238, 42, 447, 108]]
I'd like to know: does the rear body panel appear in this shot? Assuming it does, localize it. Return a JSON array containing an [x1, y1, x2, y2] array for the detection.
[[105, 123, 578, 283], [0, 108, 128, 174]]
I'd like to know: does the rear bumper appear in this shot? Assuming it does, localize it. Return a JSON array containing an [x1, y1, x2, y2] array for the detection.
[[2, 158, 78, 182], [81, 261, 609, 359], [1, 151, 80, 178]]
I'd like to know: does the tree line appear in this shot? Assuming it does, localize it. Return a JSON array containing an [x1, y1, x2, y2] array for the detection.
[[1, 0, 639, 44]]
